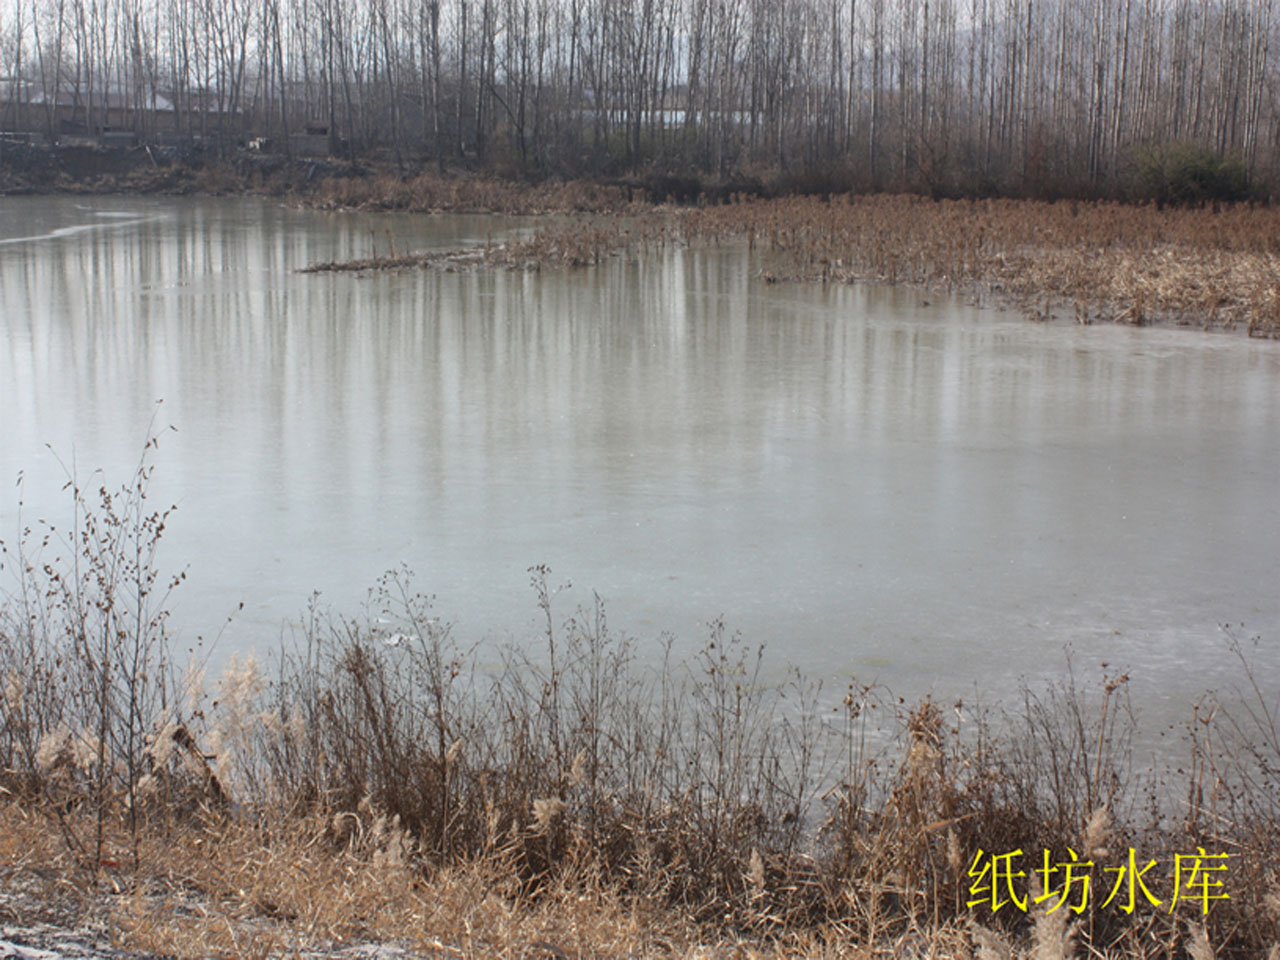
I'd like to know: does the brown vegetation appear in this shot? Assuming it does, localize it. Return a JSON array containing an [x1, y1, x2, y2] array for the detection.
[[1, 450, 1279, 959], [686, 195, 1280, 337], [308, 171, 637, 216], [303, 193, 1280, 338], [303, 213, 674, 274]]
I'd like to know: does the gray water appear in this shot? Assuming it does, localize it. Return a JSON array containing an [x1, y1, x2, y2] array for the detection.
[[2, 195, 1278, 728]]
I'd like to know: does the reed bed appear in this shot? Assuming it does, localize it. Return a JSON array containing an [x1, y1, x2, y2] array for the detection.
[[309, 171, 639, 216], [679, 195, 1280, 337], [305, 192, 1280, 337], [1, 453, 1278, 959], [301, 214, 676, 274]]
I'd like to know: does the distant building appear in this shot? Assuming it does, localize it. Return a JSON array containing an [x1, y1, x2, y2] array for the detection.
[[0, 79, 253, 146]]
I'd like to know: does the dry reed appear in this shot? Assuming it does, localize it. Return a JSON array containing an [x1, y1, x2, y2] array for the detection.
[[1, 449, 1277, 959], [302, 192, 1280, 338], [309, 171, 638, 216], [679, 194, 1280, 337]]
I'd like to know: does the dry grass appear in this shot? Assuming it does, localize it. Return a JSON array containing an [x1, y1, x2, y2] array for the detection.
[[301, 215, 674, 275], [300, 191, 1280, 338], [0, 803, 697, 959], [309, 171, 638, 216], [1, 451, 1278, 960], [680, 195, 1280, 337]]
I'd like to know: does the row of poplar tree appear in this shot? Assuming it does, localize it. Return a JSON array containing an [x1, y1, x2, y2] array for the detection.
[[0, 0, 1276, 196]]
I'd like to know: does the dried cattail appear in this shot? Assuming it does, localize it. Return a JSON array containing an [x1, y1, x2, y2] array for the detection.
[[3, 671, 24, 710], [34, 726, 70, 773], [567, 748, 587, 787], [1186, 921, 1215, 960], [946, 828, 962, 876], [1030, 869, 1077, 960], [1265, 884, 1280, 920], [146, 719, 181, 766], [69, 728, 99, 773], [532, 797, 566, 832], [747, 848, 765, 892], [969, 920, 1014, 960], [1082, 806, 1112, 861]]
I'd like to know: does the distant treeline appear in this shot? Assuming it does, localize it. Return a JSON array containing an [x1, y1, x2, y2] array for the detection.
[[1, 0, 1277, 199]]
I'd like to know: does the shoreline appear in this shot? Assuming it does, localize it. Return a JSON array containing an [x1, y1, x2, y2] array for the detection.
[[306, 190, 1280, 340], [4, 149, 1279, 338], [0, 631, 1275, 960], [1, 204, 1277, 952], [0, 532, 1276, 958]]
